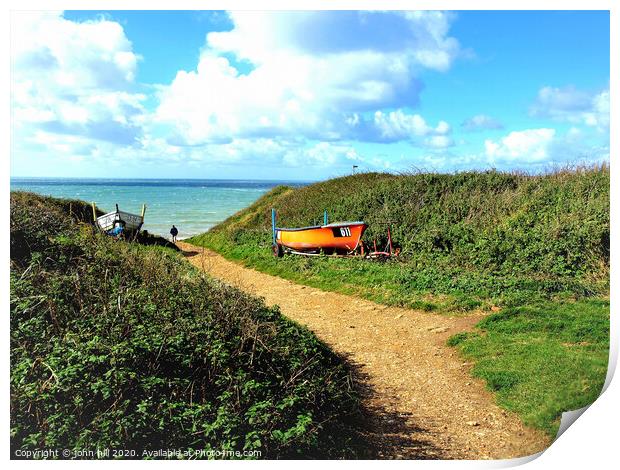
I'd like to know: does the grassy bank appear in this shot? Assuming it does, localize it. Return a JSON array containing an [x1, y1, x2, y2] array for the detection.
[[188, 166, 610, 436], [447, 299, 609, 436], [10, 192, 367, 459], [189, 166, 609, 312]]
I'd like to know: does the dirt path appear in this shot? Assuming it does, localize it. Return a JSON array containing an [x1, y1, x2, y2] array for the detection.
[[178, 242, 550, 459]]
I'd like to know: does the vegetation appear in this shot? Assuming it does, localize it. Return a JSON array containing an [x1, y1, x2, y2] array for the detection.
[[10, 192, 366, 459], [188, 166, 610, 436], [448, 299, 609, 435], [189, 166, 609, 312]]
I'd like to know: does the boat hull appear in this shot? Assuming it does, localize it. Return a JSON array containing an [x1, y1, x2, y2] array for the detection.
[[276, 222, 367, 253], [96, 210, 143, 232]]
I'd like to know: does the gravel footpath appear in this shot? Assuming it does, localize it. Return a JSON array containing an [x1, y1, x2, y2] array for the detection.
[[178, 241, 551, 460]]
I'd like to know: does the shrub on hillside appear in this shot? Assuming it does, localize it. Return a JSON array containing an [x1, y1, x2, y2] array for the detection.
[[194, 166, 609, 304], [10, 193, 364, 459]]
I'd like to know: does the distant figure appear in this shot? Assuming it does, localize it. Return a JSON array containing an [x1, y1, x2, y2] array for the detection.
[[170, 225, 179, 243]]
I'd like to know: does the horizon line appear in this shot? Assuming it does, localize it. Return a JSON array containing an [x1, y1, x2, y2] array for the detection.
[[10, 176, 317, 183]]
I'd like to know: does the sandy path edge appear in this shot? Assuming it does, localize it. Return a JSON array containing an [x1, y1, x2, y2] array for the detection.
[[178, 241, 551, 459]]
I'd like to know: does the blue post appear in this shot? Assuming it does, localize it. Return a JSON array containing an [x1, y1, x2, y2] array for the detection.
[[324, 210, 328, 225], [271, 208, 277, 245]]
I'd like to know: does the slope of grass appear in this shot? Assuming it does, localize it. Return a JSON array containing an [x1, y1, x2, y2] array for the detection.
[[187, 166, 610, 436], [10, 192, 367, 459], [189, 166, 609, 312]]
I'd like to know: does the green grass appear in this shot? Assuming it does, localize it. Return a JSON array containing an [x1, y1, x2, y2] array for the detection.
[[187, 166, 610, 437], [191, 233, 492, 313], [10, 192, 367, 459], [189, 166, 609, 312], [448, 299, 609, 436], [189, 165, 609, 313]]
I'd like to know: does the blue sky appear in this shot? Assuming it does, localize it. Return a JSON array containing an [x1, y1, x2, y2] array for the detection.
[[11, 10, 610, 180]]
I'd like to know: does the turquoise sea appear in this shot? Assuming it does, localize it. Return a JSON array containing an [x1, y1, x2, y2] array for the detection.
[[10, 178, 307, 239]]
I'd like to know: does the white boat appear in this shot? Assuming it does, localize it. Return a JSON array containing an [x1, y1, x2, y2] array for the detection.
[[93, 203, 146, 233]]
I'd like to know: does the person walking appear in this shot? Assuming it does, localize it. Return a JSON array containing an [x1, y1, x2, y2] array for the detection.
[[170, 225, 179, 243]]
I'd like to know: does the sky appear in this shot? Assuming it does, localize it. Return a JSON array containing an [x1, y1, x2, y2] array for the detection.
[[10, 10, 610, 180]]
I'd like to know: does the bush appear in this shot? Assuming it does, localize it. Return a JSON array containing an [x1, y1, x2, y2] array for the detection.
[[189, 165, 609, 310], [10, 193, 365, 459]]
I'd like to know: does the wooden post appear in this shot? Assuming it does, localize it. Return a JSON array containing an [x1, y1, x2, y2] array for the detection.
[[91, 202, 97, 222], [271, 208, 277, 245], [132, 204, 146, 242]]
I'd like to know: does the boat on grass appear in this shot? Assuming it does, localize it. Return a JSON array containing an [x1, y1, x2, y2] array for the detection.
[[93, 203, 146, 239], [271, 209, 367, 257]]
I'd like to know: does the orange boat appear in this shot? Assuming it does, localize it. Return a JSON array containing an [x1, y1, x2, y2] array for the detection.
[[271, 209, 367, 257]]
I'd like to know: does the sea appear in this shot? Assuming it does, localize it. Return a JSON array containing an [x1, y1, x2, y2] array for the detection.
[[10, 178, 308, 239]]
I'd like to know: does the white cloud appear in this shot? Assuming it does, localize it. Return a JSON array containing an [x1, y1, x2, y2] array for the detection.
[[207, 11, 460, 71], [12, 12, 139, 88], [283, 142, 365, 169], [484, 128, 556, 163], [530, 86, 609, 131], [11, 12, 145, 146], [132, 136, 368, 171], [12, 11, 463, 174], [12, 12, 610, 178], [371, 110, 451, 142], [155, 11, 461, 145], [461, 114, 504, 131], [481, 126, 608, 169], [399, 125, 608, 173], [584, 90, 610, 129], [424, 135, 455, 149], [400, 11, 461, 71]]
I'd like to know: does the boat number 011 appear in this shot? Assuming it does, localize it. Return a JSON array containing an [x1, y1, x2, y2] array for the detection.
[[340, 227, 351, 237]]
